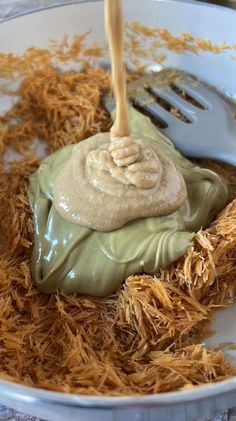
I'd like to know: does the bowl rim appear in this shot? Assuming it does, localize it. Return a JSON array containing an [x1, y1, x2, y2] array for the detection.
[[0, 376, 236, 409], [0, 0, 236, 24], [0, 0, 236, 409]]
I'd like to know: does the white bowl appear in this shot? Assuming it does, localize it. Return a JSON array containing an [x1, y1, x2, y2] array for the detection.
[[0, 2, 236, 420]]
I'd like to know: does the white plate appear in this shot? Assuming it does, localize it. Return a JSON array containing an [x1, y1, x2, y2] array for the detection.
[[0, 2, 236, 421]]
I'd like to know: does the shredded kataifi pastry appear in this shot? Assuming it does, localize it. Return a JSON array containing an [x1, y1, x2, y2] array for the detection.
[[0, 34, 235, 395]]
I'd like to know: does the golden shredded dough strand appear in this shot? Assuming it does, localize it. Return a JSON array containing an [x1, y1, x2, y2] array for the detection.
[[0, 33, 235, 396]]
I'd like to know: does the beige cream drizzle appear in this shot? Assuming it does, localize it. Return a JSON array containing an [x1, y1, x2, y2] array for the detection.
[[104, 0, 161, 190], [105, 0, 130, 138], [53, 0, 188, 232]]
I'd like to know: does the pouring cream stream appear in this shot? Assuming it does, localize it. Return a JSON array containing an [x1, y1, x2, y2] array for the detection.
[[53, 0, 187, 231], [28, 0, 228, 296]]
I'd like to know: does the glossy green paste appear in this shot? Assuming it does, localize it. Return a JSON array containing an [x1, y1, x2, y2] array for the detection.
[[29, 109, 228, 296]]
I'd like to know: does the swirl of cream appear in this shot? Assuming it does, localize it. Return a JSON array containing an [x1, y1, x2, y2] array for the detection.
[[109, 136, 160, 189], [87, 136, 161, 189], [54, 132, 187, 232], [109, 136, 141, 167]]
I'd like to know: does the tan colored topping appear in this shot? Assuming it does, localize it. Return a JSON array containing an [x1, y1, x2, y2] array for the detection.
[[109, 136, 141, 167], [54, 0, 187, 231], [88, 136, 159, 189], [105, 0, 130, 138], [54, 132, 187, 231], [109, 136, 159, 188]]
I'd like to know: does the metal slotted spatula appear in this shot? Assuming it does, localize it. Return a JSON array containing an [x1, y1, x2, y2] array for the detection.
[[104, 71, 236, 166]]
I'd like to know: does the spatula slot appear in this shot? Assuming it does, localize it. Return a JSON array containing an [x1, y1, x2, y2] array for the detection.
[[132, 101, 168, 129], [170, 83, 208, 110], [145, 87, 192, 124]]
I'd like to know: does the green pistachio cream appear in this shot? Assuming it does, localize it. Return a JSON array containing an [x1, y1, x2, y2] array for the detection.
[[29, 108, 228, 297]]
